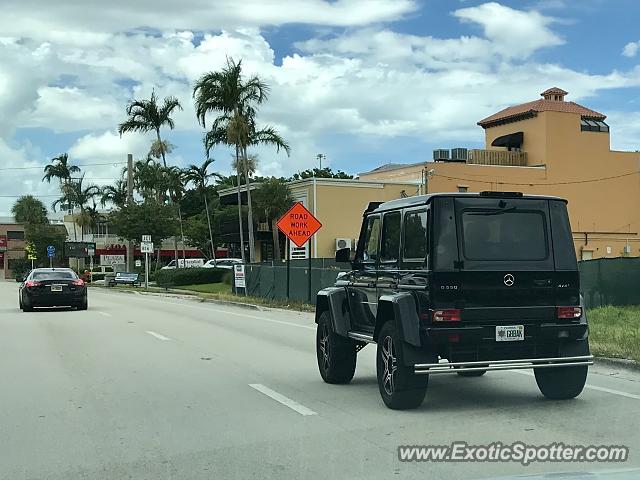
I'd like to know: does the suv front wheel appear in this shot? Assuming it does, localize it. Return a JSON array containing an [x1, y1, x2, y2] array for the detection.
[[316, 312, 357, 384], [376, 321, 428, 410]]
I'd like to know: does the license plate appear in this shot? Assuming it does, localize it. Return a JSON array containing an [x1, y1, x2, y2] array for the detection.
[[51, 285, 63, 292], [496, 325, 524, 342]]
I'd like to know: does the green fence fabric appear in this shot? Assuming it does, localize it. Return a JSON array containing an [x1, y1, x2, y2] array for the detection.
[[243, 261, 347, 305], [580, 258, 640, 309], [242, 257, 640, 308]]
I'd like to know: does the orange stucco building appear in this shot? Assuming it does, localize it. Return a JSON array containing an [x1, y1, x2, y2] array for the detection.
[[360, 88, 640, 260]]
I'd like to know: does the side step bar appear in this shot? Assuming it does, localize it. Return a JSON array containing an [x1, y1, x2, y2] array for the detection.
[[348, 332, 375, 344], [414, 355, 594, 375]]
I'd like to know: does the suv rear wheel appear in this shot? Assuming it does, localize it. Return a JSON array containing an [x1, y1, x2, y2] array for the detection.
[[534, 340, 589, 400], [316, 311, 357, 384], [376, 321, 428, 410]]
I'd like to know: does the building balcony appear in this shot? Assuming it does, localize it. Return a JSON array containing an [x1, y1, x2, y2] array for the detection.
[[467, 149, 528, 167]]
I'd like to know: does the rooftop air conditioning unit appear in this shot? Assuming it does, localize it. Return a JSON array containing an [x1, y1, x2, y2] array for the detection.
[[336, 238, 352, 251], [433, 149, 450, 161], [451, 148, 468, 161]]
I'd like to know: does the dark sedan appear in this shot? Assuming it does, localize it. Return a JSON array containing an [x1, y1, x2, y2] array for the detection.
[[19, 268, 88, 311]]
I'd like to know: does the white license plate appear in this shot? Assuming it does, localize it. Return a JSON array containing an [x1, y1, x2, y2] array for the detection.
[[496, 325, 524, 342], [50, 285, 63, 292]]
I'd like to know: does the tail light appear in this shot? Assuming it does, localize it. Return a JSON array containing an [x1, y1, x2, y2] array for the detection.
[[432, 309, 462, 322], [72, 279, 85, 286], [25, 280, 41, 288], [557, 306, 582, 319]]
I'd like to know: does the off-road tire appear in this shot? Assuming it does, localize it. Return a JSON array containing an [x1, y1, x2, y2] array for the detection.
[[535, 340, 589, 400], [316, 311, 357, 384], [376, 321, 428, 410]]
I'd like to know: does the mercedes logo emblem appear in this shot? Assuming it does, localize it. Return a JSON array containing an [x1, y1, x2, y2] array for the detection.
[[504, 274, 515, 287]]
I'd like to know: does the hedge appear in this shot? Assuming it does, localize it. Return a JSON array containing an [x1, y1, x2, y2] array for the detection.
[[154, 268, 229, 287]]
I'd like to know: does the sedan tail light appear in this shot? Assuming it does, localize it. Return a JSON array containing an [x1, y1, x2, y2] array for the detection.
[[24, 280, 42, 288], [72, 279, 85, 286], [432, 309, 462, 322], [557, 306, 582, 319]]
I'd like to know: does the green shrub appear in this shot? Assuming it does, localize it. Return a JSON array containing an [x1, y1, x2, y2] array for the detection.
[[154, 268, 228, 288]]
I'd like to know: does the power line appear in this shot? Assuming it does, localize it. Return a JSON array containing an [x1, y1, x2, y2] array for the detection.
[[433, 170, 639, 186], [0, 162, 126, 171]]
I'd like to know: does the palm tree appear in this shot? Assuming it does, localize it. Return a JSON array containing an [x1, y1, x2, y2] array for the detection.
[[42, 153, 81, 228], [52, 175, 100, 240], [12, 195, 49, 225], [193, 57, 290, 263], [183, 159, 218, 263], [100, 180, 128, 209], [231, 153, 258, 183], [118, 90, 182, 168], [164, 166, 187, 264], [254, 178, 294, 261]]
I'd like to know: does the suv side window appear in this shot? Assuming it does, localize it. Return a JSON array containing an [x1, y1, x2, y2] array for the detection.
[[361, 215, 381, 264], [403, 209, 428, 266], [380, 211, 401, 265]]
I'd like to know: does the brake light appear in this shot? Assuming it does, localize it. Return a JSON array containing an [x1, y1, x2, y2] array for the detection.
[[432, 309, 462, 322], [72, 279, 85, 286], [25, 280, 41, 288], [557, 306, 582, 319]]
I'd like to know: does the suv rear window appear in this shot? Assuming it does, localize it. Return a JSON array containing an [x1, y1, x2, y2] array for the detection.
[[461, 210, 548, 261]]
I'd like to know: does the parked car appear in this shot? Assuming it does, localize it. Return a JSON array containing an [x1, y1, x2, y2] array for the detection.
[[202, 258, 243, 270], [161, 258, 206, 270], [315, 191, 592, 410], [19, 268, 88, 311]]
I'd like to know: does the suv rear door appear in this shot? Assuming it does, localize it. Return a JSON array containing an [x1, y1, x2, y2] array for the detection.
[[432, 196, 576, 323]]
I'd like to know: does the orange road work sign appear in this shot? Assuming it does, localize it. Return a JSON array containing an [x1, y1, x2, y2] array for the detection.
[[276, 202, 322, 247]]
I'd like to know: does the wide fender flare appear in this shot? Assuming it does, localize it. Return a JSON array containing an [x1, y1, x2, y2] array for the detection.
[[374, 292, 421, 347], [315, 287, 350, 337]]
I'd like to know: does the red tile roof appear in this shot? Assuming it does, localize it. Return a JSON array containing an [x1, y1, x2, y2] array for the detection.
[[478, 98, 606, 128], [541, 87, 568, 96]]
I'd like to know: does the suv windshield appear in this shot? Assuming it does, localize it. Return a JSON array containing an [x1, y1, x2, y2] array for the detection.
[[461, 210, 548, 261]]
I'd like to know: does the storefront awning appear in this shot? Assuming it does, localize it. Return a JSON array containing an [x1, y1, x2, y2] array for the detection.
[[491, 131, 523, 149]]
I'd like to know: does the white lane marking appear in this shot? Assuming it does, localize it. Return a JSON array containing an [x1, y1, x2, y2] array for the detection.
[[249, 384, 317, 416], [94, 290, 315, 330], [146, 331, 171, 341], [97, 311, 112, 317], [509, 370, 640, 400]]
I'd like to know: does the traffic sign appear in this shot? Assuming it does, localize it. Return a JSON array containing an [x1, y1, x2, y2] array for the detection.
[[276, 202, 322, 248], [140, 241, 154, 254], [47, 245, 56, 258], [142, 235, 151, 243], [135, 259, 142, 267]]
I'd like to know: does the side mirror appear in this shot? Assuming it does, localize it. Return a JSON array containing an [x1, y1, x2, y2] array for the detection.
[[335, 247, 351, 263]]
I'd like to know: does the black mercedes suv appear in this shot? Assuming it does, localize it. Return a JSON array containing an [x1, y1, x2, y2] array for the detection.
[[315, 191, 592, 410]]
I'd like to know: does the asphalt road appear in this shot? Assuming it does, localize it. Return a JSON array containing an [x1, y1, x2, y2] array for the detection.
[[1, 281, 639, 480]]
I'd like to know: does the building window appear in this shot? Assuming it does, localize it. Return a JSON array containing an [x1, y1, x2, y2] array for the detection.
[[458, 185, 468, 193], [7, 231, 24, 240]]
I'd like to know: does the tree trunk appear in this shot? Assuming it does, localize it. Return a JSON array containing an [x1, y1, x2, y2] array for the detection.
[[235, 145, 245, 262], [243, 147, 256, 263], [155, 247, 161, 271], [271, 218, 281, 263], [204, 192, 216, 265], [156, 129, 167, 168], [178, 204, 186, 265]]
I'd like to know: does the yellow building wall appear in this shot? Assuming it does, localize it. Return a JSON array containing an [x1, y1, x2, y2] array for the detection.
[[287, 181, 418, 258], [484, 115, 547, 166]]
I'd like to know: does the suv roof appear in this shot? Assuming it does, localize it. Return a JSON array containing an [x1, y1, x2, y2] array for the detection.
[[369, 192, 567, 214]]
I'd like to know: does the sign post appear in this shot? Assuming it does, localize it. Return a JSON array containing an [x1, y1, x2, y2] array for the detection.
[[47, 245, 55, 268], [276, 202, 322, 301], [140, 239, 154, 289]]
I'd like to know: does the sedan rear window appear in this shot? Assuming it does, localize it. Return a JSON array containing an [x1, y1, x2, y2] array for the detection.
[[461, 210, 548, 261], [32, 271, 77, 280]]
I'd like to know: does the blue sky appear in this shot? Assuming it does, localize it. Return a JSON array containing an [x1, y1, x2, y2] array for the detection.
[[1, 0, 640, 214]]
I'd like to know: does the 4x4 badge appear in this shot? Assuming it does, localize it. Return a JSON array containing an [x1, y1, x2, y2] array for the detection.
[[504, 274, 515, 287]]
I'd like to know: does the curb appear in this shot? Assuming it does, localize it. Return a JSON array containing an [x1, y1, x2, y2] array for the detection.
[[594, 356, 640, 372], [197, 298, 261, 311]]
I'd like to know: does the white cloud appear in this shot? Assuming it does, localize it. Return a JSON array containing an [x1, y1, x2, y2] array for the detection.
[[622, 41, 639, 58], [454, 2, 564, 58], [0, 0, 417, 39]]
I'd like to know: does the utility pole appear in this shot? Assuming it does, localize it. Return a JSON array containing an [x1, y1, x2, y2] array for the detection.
[[126, 153, 134, 272]]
